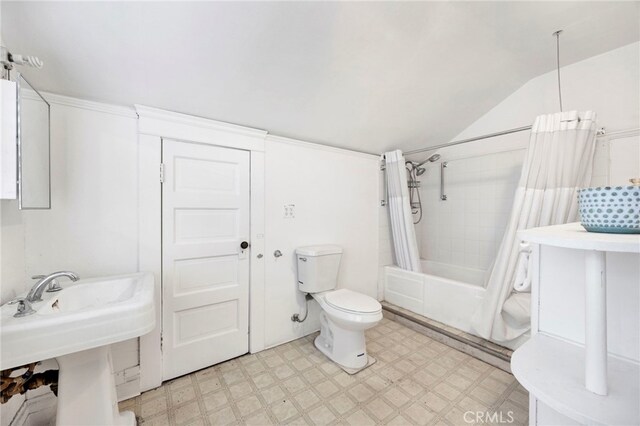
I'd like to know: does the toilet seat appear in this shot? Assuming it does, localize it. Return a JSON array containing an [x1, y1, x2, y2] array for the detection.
[[324, 289, 381, 314]]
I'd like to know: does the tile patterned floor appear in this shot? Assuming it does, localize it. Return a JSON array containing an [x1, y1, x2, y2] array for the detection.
[[381, 302, 514, 359], [121, 318, 528, 425]]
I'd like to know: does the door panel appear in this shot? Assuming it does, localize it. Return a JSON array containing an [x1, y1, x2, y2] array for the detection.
[[162, 139, 250, 380]]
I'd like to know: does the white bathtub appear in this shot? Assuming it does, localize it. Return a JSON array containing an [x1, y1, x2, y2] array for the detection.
[[384, 260, 487, 335]]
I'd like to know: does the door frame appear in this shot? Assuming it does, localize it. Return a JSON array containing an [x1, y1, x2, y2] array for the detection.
[[136, 105, 267, 391]]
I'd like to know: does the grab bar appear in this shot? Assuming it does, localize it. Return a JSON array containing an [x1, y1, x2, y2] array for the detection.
[[440, 162, 448, 201]]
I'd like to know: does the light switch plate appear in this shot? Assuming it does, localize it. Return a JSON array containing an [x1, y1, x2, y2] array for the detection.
[[284, 204, 295, 219]]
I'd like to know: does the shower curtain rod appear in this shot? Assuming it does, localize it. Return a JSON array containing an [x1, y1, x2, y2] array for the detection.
[[404, 125, 532, 156]]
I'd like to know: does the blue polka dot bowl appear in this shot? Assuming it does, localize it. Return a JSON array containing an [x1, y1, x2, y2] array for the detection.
[[578, 186, 640, 234]]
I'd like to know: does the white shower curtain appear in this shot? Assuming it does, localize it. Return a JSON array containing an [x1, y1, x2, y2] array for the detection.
[[471, 111, 598, 342], [384, 150, 422, 273]]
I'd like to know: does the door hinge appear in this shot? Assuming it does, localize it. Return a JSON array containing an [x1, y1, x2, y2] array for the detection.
[[159, 163, 165, 183]]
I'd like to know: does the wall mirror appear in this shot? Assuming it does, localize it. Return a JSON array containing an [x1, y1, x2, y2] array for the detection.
[[17, 73, 50, 209]]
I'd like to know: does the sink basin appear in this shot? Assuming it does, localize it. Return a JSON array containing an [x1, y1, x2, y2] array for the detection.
[[38, 276, 141, 315], [1, 272, 155, 370], [1, 272, 155, 425]]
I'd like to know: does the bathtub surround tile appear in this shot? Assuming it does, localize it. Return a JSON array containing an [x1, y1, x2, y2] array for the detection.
[[127, 318, 526, 425]]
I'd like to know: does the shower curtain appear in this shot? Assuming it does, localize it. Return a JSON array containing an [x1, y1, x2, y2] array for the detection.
[[471, 111, 598, 342], [384, 150, 422, 272]]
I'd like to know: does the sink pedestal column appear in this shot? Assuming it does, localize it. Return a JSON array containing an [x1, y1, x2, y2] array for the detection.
[[56, 346, 135, 426]]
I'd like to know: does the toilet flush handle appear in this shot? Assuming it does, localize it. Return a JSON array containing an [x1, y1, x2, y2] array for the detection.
[[299, 257, 307, 262], [274, 250, 283, 258]]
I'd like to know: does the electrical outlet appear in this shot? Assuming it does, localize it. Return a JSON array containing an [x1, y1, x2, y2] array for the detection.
[[284, 204, 296, 219]]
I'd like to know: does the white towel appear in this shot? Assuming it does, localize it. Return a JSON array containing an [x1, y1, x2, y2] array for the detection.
[[513, 242, 532, 292]]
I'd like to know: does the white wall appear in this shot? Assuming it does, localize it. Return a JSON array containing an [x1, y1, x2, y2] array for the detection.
[[0, 95, 381, 423], [456, 42, 640, 141], [378, 172, 394, 300], [0, 99, 140, 424], [405, 42, 639, 272], [264, 136, 379, 348], [0, 101, 139, 298]]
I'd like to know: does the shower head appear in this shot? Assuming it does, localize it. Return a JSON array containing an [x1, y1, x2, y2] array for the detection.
[[414, 153, 441, 168], [416, 167, 427, 176]]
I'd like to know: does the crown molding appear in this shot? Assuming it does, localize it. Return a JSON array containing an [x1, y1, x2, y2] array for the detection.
[[38, 92, 137, 118], [266, 134, 379, 159], [135, 105, 268, 139]]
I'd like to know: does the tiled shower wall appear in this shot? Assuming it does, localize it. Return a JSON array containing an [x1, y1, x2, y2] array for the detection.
[[416, 149, 524, 272], [415, 139, 612, 273], [378, 137, 617, 277]]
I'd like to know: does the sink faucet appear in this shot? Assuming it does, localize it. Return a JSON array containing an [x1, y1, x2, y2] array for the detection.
[[26, 271, 80, 302]]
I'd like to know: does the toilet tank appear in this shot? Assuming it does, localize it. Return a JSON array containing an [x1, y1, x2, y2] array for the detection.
[[296, 245, 343, 293]]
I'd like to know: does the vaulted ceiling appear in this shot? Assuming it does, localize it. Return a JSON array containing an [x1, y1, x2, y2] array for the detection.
[[2, 2, 638, 154]]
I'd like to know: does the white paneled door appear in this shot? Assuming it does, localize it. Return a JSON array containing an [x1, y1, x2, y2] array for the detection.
[[162, 139, 250, 380]]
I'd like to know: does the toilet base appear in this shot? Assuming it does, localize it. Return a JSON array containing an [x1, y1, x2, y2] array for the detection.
[[314, 313, 377, 375], [314, 335, 376, 374]]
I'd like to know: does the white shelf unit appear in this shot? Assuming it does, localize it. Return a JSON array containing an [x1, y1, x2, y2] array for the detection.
[[516, 222, 640, 425], [518, 222, 640, 254], [512, 334, 639, 425]]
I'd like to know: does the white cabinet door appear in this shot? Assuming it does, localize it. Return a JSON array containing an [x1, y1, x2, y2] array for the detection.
[[162, 139, 250, 380]]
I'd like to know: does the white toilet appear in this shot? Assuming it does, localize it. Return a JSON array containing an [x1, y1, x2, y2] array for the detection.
[[296, 245, 382, 373]]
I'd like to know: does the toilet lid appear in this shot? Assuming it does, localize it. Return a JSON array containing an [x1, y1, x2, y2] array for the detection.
[[324, 289, 381, 314]]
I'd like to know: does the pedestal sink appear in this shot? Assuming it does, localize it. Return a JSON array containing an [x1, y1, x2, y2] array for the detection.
[[1, 272, 155, 425]]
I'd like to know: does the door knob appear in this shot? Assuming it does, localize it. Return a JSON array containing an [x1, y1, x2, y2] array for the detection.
[[240, 241, 249, 250]]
